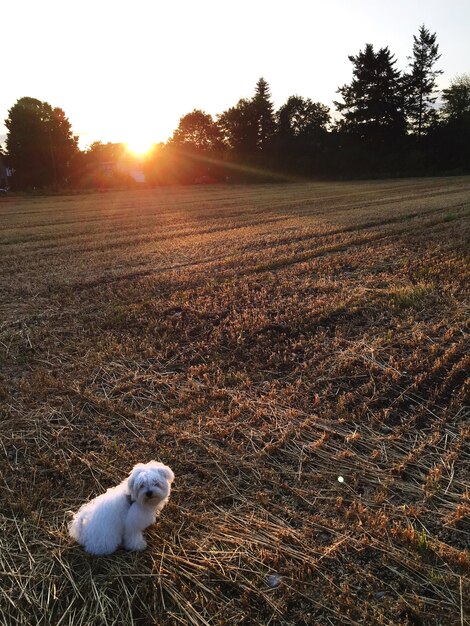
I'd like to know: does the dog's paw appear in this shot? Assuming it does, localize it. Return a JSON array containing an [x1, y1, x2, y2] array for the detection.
[[124, 535, 147, 552]]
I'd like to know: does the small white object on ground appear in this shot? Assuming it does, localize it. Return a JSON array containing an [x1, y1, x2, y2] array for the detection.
[[337, 476, 344, 483]]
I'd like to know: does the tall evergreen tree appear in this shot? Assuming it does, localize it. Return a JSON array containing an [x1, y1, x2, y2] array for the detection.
[[252, 77, 276, 151], [218, 78, 277, 156], [404, 25, 442, 137], [334, 44, 405, 142]]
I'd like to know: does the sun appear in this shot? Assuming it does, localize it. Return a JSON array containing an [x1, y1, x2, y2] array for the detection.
[[125, 137, 154, 157]]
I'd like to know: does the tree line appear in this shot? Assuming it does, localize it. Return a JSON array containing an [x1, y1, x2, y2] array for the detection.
[[2, 25, 469, 190]]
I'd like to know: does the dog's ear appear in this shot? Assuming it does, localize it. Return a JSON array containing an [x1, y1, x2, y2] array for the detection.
[[148, 460, 175, 484], [159, 465, 175, 484], [127, 464, 146, 496]]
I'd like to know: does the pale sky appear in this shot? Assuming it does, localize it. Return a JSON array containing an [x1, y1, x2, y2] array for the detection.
[[1, 0, 469, 152]]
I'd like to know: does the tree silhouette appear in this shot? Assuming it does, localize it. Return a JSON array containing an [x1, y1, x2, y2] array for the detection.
[[218, 78, 276, 157], [169, 110, 223, 153], [432, 74, 470, 172], [5, 97, 78, 189], [404, 25, 442, 137], [335, 44, 405, 143], [276, 96, 331, 175], [277, 96, 330, 141], [4, 25, 469, 189], [252, 77, 276, 151], [218, 98, 259, 155], [441, 74, 470, 121]]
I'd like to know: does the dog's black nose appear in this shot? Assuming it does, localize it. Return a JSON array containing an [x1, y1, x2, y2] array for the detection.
[[146, 490, 153, 498]]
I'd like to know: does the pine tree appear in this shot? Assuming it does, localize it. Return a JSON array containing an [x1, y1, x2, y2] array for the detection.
[[334, 44, 405, 142], [218, 79, 276, 155], [404, 25, 442, 137], [252, 78, 276, 151]]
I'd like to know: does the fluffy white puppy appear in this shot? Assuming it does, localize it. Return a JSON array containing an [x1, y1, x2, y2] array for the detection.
[[69, 461, 174, 556]]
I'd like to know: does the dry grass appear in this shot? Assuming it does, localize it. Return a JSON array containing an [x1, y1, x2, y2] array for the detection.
[[1, 177, 469, 625]]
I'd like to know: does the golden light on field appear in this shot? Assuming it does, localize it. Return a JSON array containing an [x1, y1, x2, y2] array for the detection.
[[1, 177, 470, 626]]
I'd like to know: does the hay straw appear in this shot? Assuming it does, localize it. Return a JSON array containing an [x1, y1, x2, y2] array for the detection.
[[1, 179, 469, 625]]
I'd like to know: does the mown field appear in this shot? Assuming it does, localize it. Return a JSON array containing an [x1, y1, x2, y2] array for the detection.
[[0, 177, 469, 626]]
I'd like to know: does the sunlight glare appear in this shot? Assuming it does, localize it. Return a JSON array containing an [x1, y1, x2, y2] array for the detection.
[[125, 137, 154, 157]]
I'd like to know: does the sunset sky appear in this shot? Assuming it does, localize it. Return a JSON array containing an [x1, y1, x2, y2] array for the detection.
[[2, 0, 469, 152]]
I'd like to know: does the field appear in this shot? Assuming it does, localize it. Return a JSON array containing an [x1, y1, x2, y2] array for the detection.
[[0, 177, 469, 626]]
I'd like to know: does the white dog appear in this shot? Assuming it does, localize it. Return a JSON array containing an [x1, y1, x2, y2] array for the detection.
[[69, 461, 174, 556]]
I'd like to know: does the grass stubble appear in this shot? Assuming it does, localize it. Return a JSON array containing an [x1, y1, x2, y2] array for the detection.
[[0, 177, 469, 625]]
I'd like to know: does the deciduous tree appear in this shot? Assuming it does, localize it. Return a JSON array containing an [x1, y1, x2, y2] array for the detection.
[[277, 96, 330, 140], [441, 74, 470, 121], [5, 97, 78, 189], [218, 98, 259, 154], [169, 110, 223, 153]]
